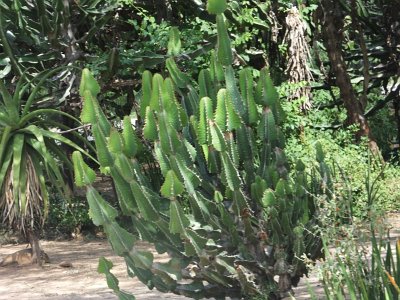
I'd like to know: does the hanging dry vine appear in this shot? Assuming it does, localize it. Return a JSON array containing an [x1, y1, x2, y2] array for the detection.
[[283, 7, 313, 110], [0, 154, 46, 234]]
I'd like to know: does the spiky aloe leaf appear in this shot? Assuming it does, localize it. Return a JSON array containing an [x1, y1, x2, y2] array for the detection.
[[206, 0, 227, 14], [80, 90, 96, 124], [255, 68, 279, 109], [122, 116, 141, 158], [221, 152, 241, 191], [87, 185, 118, 226], [214, 89, 227, 131], [130, 182, 160, 221], [98, 258, 121, 294], [210, 121, 226, 152], [143, 106, 158, 141], [72, 151, 96, 187], [170, 155, 201, 195], [225, 66, 244, 117], [198, 97, 213, 145], [315, 141, 325, 163], [185, 229, 208, 256], [108, 128, 124, 154], [226, 132, 239, 167], [161, 170, 185, 198], [162, 77, 184, 129], [166, 58, 190, 89], [250, 176, 267, 202], [198, 69, 216, 101], [129, 247, 154, 269], [140, 70, 152, 117], [169, 200, 190, 234], [167, 27, 181, 56], [92, 124, 113, 167], [236, 125, 254, 162], [150, 73, 164, 111], [109, 166, 137, 214], [239, 68, 258, 125], [158, 112, 181, 154], [155, 142, 171, 176], [225, 92, 242, 131], [261, 189, 276, 207], [104, 222, 136, 256], [81, 90, 111, 136], [216, 14, 233, 66], [258, 108, 276, 144], [210, 50, 225, 82], [80, 68, 100, 96]]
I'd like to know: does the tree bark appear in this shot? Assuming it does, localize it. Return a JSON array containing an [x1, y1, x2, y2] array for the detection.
[[28, 229, 42, 266], [319, 0, 379, 153]]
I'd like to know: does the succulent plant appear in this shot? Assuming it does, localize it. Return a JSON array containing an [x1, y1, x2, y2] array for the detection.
[[73, 1, 331, 298]]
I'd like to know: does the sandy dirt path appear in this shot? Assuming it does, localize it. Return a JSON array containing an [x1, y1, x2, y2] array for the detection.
[[0, 240, 189, 300], [0, 213, 398, 300]]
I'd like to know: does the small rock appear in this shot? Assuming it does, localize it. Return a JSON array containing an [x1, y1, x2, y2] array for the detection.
[[58, 261, 73, 268]]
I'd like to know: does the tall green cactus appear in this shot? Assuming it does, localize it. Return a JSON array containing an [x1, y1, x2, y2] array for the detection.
[[73, 2, 331, 299]]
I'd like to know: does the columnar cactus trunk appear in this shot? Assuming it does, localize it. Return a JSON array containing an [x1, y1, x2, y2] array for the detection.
[[73, 1, 331, 299]]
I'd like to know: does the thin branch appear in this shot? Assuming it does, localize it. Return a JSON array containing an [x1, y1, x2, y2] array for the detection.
[[58, 124, 91, 134]]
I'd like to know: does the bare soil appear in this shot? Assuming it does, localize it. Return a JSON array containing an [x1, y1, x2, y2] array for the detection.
[[0, 239, 188, 300], [0, 213, 398, 300]]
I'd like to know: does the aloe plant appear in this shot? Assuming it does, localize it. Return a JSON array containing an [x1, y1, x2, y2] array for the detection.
[[0, 67, 95, 265], [73, 1, 331, 298]]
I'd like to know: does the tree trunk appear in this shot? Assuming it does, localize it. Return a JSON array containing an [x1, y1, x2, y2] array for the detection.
[[319, 0, 379, 153], [28, 229, 42, 266]]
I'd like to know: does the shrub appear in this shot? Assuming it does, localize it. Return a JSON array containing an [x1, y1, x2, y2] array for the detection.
[[73, 1, 332, 298]]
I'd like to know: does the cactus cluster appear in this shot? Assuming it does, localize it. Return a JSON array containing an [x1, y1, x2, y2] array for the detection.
[[73, 2, 331, 299]]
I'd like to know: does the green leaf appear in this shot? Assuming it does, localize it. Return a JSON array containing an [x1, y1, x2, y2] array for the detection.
[[93, 124, 114, 167], [261, 189, 276, 207], [104, 222, 136, 256], [129, 247, 154, 269], [225, 66, 244, 117], [209, 121, 226, 152], [216, 14, 233, 66], [11, 134, 24, 210], [80, 68, 101, 96], [207, 0, 227, 14], [198, 97, 213, 145], [161, 170, 185, 198], [198, 69, 216, 101], [140, 70, 152, 117], [122, 116, 141, 158], [170, 155, 201, 195], [87, 186, 118, 226], [158, 112, 181, 154], [239, 68, 258, 125], [98, 257, 114, 274], [166, 58, 190, 89], [167, 27, 181, 56], [169, 200, 190, 234], [143, 106, 158, 141], [256, 68, 279, 108], [108, 128, 124, 154], [214, 89, 227, 131], [130, 181, 160, 221], [150, 73, 164, 111], [221, 152, 241, 191], [72, 151, 96, 187]]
